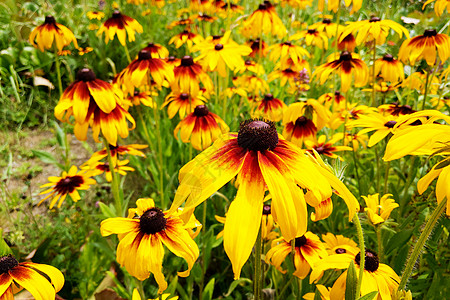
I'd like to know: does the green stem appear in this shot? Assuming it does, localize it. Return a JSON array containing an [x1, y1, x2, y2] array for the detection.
[[421, 71, 430, 111], [152, 97, 165, 209], [54, 48, 63, 97], [297, 277, 302, 298], [135, 279, 145, 300], [353, 213, 365, 298], [376, 225, 384, 263], [352, 147, 362, 197], [278, 277, 294, 299], [199, 201, 207, 300], [383, 161, 390, 195], [104, 138, 123, 216], [123, 42, 132, 63], [63, 125, 71, 171], [371, 42, 377, 107], [254, 227, 262, 300], [398, 198, 447, 291]]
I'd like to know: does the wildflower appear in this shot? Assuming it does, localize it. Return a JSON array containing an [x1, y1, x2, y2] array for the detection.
[[97, 11, 143, 46], [283, 99, 330, 136], [86, 143, 147, 164], [346, 113, 399, 147], [193, 32, 252, 77], [291, 29, 329, 49], [268, 68, 305, 87], [126, 91, 156, 109], [253, 93, 287, 122], [132, 288, 178, 300], [170, 119, 359, 278], [58, 49, 71, 56], [339, 17, 409, 46], [162, 90, 207, 119], [303, 285, 330, 300], [236, 75, 269, 95], [172, 56, 214, 95], [168, 30, 204, 49], [318, 0, 362, 14], [309, 18, 341, 38], [78, 47, 93, 55], [305, 134, 352, 160], [141, 42, 169, 59], [241, 1, 287, 39], [191, 13, 217, 23], [344, 132, 369, 150], [402, 71, 440, 94], [374, 54, 404, 82], [39, 165, 96, 208], [83, 159, 134, 182], [312, 51, 369, 93], [280, 0, 313, 9], [0, 254, 64, 299], [173, 105, 229, 150], [87, 11, 105, 20], [247, 38, 268, 58], [29, 15, 78, 52], [100, 198, 199, 293], [235, 60, 265, 75], [266, 232, 328, 279], [337, 32, 356, 52], [268, 41, 310, 65], [398, 29, 450, 65], [318, 91, 346, 110], [363, 193, 399, 225], [167, 18, 194, 30], [88, 23, 99, 30], [322, 233, 359, 256], [378, 103, 415, 117], [364, 81, 402, 94], [422, 0, 450, 16]]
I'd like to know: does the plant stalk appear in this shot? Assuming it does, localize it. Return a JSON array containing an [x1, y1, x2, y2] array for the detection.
[[353, 213, 365, 298], [104, 138, 123, 216], [254, 227, 262, 300]]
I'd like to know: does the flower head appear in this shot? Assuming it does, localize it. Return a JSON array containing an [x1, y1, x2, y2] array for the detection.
[[141, 42, 169, 59], [363, 193, 399, 224], [253, 94, 287, 122], [0, 254, 64, 299], [374, 54, 404, 83], [290, 29, 329, 49], [162, 89, 207, 119], [168, 30, 204, 49], [172, 55, 214, 95], [97, 11, 143, 46], [305, 133, 352, 160], [241, 1, 287, 38], [422, 0, 450, 16], [101, 198, 199, 293], [268, 41, 310, 65], [29, 15, 78, 52]]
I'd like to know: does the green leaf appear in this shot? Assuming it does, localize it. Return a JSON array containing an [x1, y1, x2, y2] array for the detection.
[[202, 277, 215, 300], [98, 202, 117, 218], [358, 291, 378, 300], [345, 260, 357, 300], [434, 157, 450, 170], [224, 278, 252, 297], [0, 230, 12, 256], [31, 150, 63, 169], [385, 229, 413, 255]]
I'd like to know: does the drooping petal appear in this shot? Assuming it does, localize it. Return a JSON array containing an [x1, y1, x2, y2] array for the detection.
[[20, 262, 64, 292], [9, 266, 56, 300], [100, 218, 140, 236]]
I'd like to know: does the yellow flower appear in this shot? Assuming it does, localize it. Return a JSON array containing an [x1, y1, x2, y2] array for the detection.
[[101, 198, 199, 294], [267, 41, 310, 65], [162, 90, 207, 119], [374, 54, 404, 82], [241, 1, 287, 38], [97, 11, 143, 46], [318, 0, 362, 14], [87, 11, 104, 20], [85, 143, 147, 165], [422, 0, 450, 16], [322, 232, 359, 256], [363, 193, 399, 224], [252, 93, 287, 122], [172, 55, 214, 95], [291, 29, 329, 49], [309, 18, 342, 38], [29, 16, 78, 52], [305, 133, 352, 160], [168, 30, 204, 49], [303, 285, 330, 300], [0, 254, 64, 299], [402, 71, 440, 94], [346, 112, 399, 147], [132, 288, 179, 300]]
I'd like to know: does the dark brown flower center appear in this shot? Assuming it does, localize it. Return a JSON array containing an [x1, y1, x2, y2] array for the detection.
[[335, 248, 347, 254], [315, 146, 325, 154], [355, 250, 379, 272], [384, 120, 397, 128], [283, 41, 292, 46], [264, 94, 274, 101], [262, 204, 271, 215], [194, 105, 209, 117], [181, 56, 194, 66], [369, 16, 381, 22], [424, 29, 437, 37], [76, 68, 96, 82], [245, 60, 252, 65], [340, 51, 352, 61], [147, 42, 154, 47], [139, 208, 167, 234], [237, 119, 279, 151], [323, 18, 331, 24], [295, 235, 307, 248], [258, 3, 267, 10], [138, 50, 152, 60], [55, 175, 84, 194], [112, 10, 121, 18], [44, 15, 56, 24], [334, 91, 341, 96], [307, 29, 317, 34], [212, 35, 223, 40], [168, 56, 176, 61], [382, 54, 394, 61], [0, 255, 18, 275], [180, 93, 189, 100], [215, 44, 224, 51]]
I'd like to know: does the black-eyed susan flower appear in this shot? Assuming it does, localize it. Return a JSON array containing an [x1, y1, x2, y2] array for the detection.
[[363, 193, 399, 225], [344, 132, 369, 150], [141, 42, 169, 59], [241, 1, 287, 39], [337, 32, 356, 52], [290, 29, 329, 49], [173, 105, 229, 150], [402, 71, 440, 94], [282, 115, 317, 147], [305, 133, 352, 160], [374, 54, 404, 82], [101, 198, 199, 294], [132, 288, 179, 300], [318, 0, 362, 14], [87, 11, 105, 20], [119, 50, 174, 93], [399, 29, 450, 66], [423, 0, 450, 16], [39, 166, 96, 208], [0, 254, 64, 299], [315, 250, 400, 300], [266, 232, 328, 279], [162, 90, 207, 119], [235, 60, 265, 75], [167, 18, 194, 30], [284, 99, 330, 134], [170, 119, 359, 278], [378, 103, 415, 117], [172, 56, 214, 95], [78, 46, 93, 56], [97, 11, 143, 46], [235, 74, 269, 95], [83, 159, 134, 182], [303, 285, 330, 300], [192, 32, 252, 77], [86, 143, 147, 165], [268, 67, 307, 87], [363, 81, 402, 94], [309, 18, 341, 38], [247, 38, 268, 58], [252, 93, 286, 122], [125, 91, 156, 109], [29, 15, 78, 52], [268, 41, 310, 65], [168, 30, 204, 49], [318, 91, 346, 110], [190, 13, 217, 23], [339, 16, 409, 46], [346, 113, 399, 147], [313, 51, 369, 93], [328, 103, 377, 130], [280, 0, 313, 9]]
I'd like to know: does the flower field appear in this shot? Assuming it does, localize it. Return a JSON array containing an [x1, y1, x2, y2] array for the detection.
[[1, 0, 450, 299]]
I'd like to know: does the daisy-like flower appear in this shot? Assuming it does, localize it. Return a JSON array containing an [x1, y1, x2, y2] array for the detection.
[[268, 67, 307, 87], [378, 103, 415, 117], [236, 75, 269, 95], [167, 18, 194, 30], [29, 15, 78, 52], [170, 119, 359, 278], [339, 16, 409, 46], [329, 103, 377, 130], [132, 288, 178, 300], [168, 30, 204, 49], [423, 0, 450, 16], [344, 132, 369, 150], [315, 250, 400, 300], [282, 116, 317, 147], [174, 105, 229, 150], [87, 11, 104, 20], [305, 134, 352, 160], [318, 0, 362, 14], [39, 166, 96, 208], [0, 254, 64, 299], [322, 232, 359, 256], [97, 11, 143, 46], [141, 42, 169, 59], [313, 51, 369, 93], [374, 54, 404, 83], [86, 143, 147, 165], [291, 29, 329, 49], [398, 29, 450, 66], [119, 50, 174, 93], [162, 90, 207, 119], [303, 285, 330, 300], [318, 91, 346, 110], [192, 31, 252, 77], [235, 60, 265, 75], [247, 38, 268, 58], [266, 232, 328, 279], [125, 91, 156, 109], [268, 41, 310, 65], [172, 56, 214, 95], [280, 0, 313, 9], [346, 113, 400, 147], [337, 32, 356, 52], [100, 198, 199, 294], [283, 99, 330, 134], [252, 93, 287, 122], [363, 193, 399, 225], [402, 71, 440, 94], [83, 159, 135, 182], [309, 18, 341, 38], [241, 1, 287, 39]]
